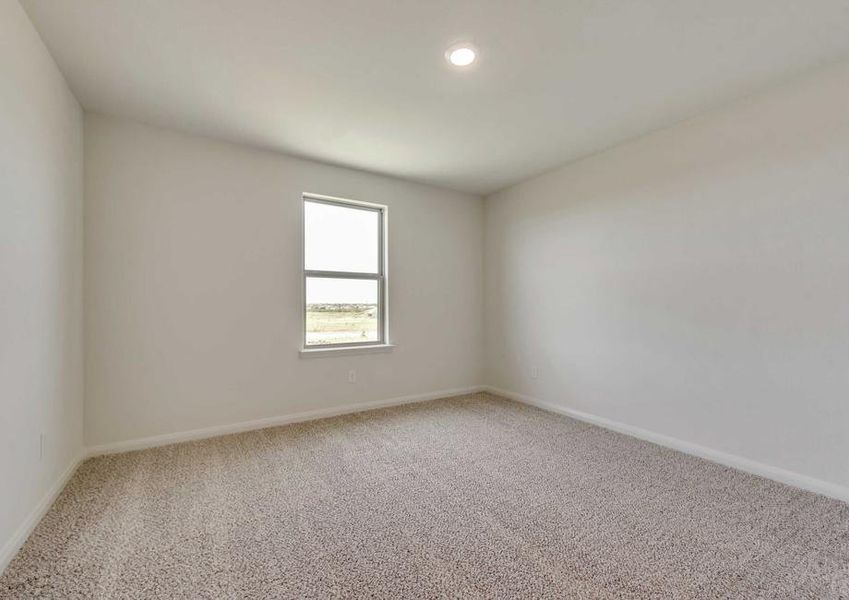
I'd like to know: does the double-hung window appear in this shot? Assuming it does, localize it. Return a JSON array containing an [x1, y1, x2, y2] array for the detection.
[[303, 194, 387, 348]]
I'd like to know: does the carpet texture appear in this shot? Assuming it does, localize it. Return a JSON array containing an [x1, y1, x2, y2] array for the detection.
[[1, 393, 848, 599]]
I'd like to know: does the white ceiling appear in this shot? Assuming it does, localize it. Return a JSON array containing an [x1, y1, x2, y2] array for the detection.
[[21, 0, 849, 194]]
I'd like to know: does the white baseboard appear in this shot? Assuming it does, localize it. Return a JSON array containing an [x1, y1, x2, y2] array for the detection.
[[86, 385, 487, 457], [485, 385, 849, 504], [0, 453, 85, 575]]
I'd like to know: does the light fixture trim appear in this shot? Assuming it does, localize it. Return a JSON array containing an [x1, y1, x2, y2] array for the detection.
[[445, 43, 478, 67]]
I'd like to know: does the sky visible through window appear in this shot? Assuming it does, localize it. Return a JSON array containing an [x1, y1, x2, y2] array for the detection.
[[304, 201, 380, 345]]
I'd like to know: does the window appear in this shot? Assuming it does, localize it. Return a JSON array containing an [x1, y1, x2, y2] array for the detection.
[[303, 194, 387, 348]]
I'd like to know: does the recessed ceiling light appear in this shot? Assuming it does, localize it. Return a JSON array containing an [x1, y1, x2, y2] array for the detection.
[[446, 44, 477, 67]]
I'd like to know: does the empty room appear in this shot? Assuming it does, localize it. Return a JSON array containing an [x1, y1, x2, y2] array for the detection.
[[2, 0, 849, 597]]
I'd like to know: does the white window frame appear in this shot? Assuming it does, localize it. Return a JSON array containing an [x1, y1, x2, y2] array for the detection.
[[301, 193, 388, 351]]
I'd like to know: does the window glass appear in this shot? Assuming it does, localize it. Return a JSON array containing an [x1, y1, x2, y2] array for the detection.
[[305, 277, 379, 346], [304, 201, 379, 273]]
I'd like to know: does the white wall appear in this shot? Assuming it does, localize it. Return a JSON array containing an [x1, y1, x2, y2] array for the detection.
[[485, 60, 849, 490], [0, 0, 84, 565], [84, 114, 483, 447]]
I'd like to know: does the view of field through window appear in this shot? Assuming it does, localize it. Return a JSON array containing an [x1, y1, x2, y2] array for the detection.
[[304, 199, 382, 346], [305, 277, 378, 345], [306, 305, 378, 345]]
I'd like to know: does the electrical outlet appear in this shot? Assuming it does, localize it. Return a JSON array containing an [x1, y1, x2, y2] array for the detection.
[[347, 369, 356, 384], [530, 366, 539, 380]]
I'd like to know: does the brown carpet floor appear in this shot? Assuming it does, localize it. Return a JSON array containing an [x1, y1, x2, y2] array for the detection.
[[1, 392, 848, 599]]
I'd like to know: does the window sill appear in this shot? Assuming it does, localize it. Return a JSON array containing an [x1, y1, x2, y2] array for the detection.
[[299, 344, 395, 358]]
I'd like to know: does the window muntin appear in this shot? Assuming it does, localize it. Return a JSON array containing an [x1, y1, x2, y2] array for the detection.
[[303, 195, 386, 348]]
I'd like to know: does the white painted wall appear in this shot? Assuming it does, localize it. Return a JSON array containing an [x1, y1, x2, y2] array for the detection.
[[485, 60, 849, 490], [84, 114, 483, 447], [0, 0, 84, 566]]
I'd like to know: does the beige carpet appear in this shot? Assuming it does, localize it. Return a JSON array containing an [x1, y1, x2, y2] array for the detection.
[[1, 393, 848, 599]]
